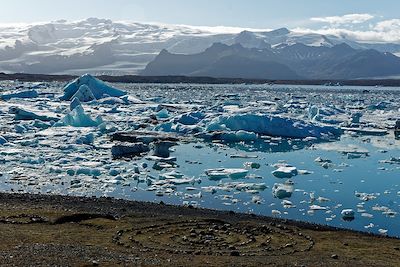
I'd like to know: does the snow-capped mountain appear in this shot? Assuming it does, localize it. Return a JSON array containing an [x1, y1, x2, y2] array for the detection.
[[1, 18, 400, 75]]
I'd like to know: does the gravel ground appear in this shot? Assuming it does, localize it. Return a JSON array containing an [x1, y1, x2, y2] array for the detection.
[[0, 192, 399, 266]]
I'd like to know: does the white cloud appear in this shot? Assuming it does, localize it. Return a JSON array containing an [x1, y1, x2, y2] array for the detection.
[[311, 13, 374, 25], [374, 19, 400, 31], [293, 25, 400, 43]]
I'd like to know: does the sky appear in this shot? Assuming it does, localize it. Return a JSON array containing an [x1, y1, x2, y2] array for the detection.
[[1, 0, 400, 42]]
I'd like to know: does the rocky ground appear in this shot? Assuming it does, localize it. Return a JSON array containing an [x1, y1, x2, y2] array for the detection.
[[0, 193, 399, 266]]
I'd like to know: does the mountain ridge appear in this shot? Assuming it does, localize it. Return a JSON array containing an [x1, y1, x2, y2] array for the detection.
[[143, 42, 400, 80], [1, 18, 400, 76]]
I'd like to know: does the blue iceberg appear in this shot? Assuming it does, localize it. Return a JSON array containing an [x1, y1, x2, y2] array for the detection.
[[1, 90, 38, 100], [60, 74, 126, 102], [55, 105, 103, 127], [206, 114, 341, 139]]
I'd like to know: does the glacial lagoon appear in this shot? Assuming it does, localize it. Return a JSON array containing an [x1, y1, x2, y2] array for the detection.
[[0, 79, 399, 236]]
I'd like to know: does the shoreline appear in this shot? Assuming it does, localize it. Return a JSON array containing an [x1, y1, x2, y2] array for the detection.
[[0, 192, 399, 266], [0, 192, 397, 239], [2, 72, 400, 87]]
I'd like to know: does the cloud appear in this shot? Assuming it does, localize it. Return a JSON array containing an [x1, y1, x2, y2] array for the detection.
[[293, 23, 400, 43], [374, 19, 400, 31], [311, 13, 374, 25]]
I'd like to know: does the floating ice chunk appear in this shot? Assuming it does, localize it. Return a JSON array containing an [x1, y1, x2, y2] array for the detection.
[[355, 192, 377, 201], [314, 157, 332, 168], [364, 223, 374, 229], [298, 169, 313, 175], [230, 154, 258, 159], [252, 195, 261, 204], [156, 108, 170, 119], [272, 165, 298, 178], [341, 209, 355, 220], [351, 112, 362, 124], [317, 196, 330, 202], [309, 205, 328, 210], [378, 229, 388, 235], [0, 136, 8, 145], [75, 167, 102, 177], [271, 210, 281, 216], [15, 124, 27, 134], [206, 114, 341, 139], [361, 213, 374, 218], [244, 162, 261, 169], [153, 141, 176, 158], [9, 106, 59, 122], [55, 105, 102, 127], [1, 90, 38, 100], [75, 133, 94, 145], [175, 112, 205, 125], [61, 74, 126, 101], [314, 157, 331, 163], [111, 143, 150, 158], [205, 168, 248, 180], [342, 127, 388, 136], [281, 199, 295, 208], [31, 119, 52, 129], [379, 157, 400, 165], [272, 183, 293, 199]]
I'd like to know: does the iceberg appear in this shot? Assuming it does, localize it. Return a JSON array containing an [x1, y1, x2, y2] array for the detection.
[[156, 109, 170, 119], [205, 168, 248, 180], [55, 105, 103, 127], [341, 209, 355, 220], [75, 133, 95, 145], [206, 114, 341, 139], [1, 90, 38, 100], [272, 183, 294, 199], [199, 130, 258, 142], [174, 112, 205, 125], [272, 165, 298, 178], [60, 74, 126, 101], [111, 143, 150, 158], [9, 106, 59, 122]]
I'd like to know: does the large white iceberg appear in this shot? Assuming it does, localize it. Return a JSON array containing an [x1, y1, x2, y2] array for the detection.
[[206, 114, 341, 139], [60, 74, 126, 102]]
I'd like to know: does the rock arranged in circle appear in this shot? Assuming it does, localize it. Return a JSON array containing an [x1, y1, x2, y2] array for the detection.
[[114, 219, 314, 256]]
